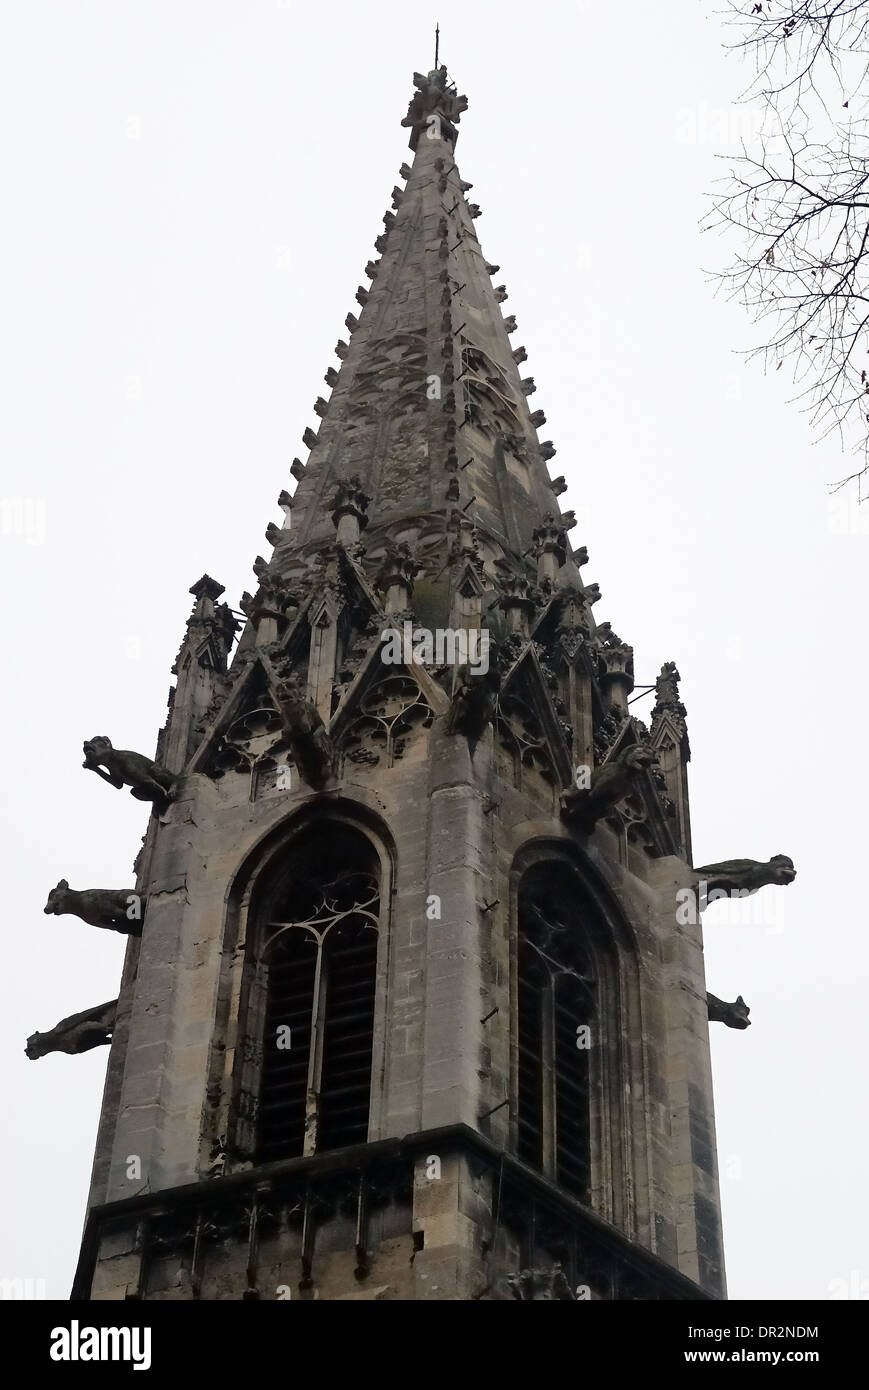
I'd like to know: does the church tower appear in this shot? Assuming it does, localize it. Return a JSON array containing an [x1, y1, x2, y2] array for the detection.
[[34, 62, 796, 1302]]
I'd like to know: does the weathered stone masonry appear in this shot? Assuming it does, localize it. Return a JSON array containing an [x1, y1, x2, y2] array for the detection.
[[29, 63, 797, 1302]]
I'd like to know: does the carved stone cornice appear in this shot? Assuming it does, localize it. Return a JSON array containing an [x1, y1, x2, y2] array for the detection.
[[189, 574, 225, 604]]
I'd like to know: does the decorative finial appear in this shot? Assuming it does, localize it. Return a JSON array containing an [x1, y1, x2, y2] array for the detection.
[[435, 22, 440, 68], [402, 59, 467, 151]]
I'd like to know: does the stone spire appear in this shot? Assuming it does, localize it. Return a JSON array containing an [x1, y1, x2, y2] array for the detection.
[[259, 67, 582, 616]]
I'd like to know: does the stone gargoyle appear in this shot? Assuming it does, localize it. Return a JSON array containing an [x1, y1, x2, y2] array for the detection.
[[707, 993, 751, 1029], [693, 856, 796, 897], [271, 673, 335, 790], [82, 737, 176, 808], [44, 879, 143, 937], [446, 663, 501, 747], [25, 1000, 117, 1060], [505, 1267, 575, 1301], [561, 742, 658, 830]]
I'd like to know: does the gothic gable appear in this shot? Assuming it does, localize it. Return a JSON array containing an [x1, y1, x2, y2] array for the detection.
[[330, 638, 448, 774], [494, 641, 573, 789], [590, 718, 680, 859]]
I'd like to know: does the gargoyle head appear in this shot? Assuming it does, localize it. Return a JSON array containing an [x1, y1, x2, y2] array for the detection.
[[729, 995, 752, 1029], [24, 1032, 49, 1061], [44, 879, 69, 914], [83, 736, 113, 765], [623, 744, 658, 773], [276, 673, 306, 705], [768, 854, 796, 885]]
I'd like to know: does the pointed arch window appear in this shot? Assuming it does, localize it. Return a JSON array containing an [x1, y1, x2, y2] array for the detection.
[[516, 864, 598, 1202], [253, 828, 380, 1163]]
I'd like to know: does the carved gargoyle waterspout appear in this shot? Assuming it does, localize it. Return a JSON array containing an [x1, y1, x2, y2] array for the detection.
[[271, 673, 335, 790], [561, 742, 658, 830], [25, 1000, 117, 1060], [82, 737, 176, 808], [506, 1267, 575, 1301], [707, 993, 751, 1029], [693, 856, 796, 897], [43, 880, 143, 937], [446, 664, 501, 747]]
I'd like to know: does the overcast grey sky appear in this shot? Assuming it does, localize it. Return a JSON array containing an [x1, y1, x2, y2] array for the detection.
[[1, 0, 866, 1301]]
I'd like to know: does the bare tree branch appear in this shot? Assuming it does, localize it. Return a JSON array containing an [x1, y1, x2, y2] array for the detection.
[[709, 2, 869, 493]]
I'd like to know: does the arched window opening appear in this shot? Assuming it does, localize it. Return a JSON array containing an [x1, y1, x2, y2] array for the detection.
[[255, 827, 380, 1163], [517, 864, 597, 1202]]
